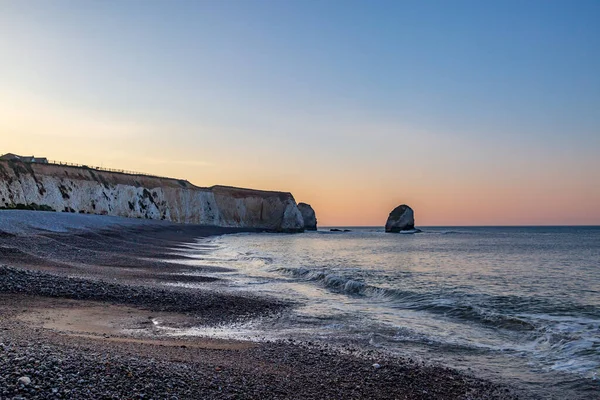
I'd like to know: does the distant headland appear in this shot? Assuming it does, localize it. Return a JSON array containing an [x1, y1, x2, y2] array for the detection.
[[0, 153, 315, 233]]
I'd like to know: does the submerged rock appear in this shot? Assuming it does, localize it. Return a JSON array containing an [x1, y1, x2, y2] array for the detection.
[[385, 204, 415, 233], [298, 202, 317, 231]]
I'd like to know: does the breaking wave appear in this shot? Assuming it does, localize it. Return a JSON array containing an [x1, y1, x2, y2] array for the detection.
[[275, 266, 540, 331], [187, 226, 600, 393]]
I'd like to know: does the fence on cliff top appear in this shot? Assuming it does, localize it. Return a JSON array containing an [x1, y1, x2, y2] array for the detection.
[[46, 159, 181, 181]]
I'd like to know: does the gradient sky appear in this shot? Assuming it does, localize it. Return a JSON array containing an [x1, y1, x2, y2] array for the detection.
[[1, 0, 599, 226]]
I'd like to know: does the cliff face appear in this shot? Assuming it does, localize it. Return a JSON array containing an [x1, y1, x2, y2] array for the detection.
[[0, 161, 304, 232], [297, 203, 317, 230]]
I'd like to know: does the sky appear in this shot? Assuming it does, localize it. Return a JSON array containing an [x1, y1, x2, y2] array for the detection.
[[1, 0, 599, 226]]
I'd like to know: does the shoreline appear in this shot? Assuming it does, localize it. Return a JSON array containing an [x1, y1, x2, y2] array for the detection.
[[0, 211, 520, 399]]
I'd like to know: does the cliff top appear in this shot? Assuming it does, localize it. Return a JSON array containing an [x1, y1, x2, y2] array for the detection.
[[0, 160, 294, 199]]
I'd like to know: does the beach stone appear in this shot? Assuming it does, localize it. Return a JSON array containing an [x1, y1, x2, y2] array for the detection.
[[385, 204, 415, 232], [298, 203, 317, 231], [17, 376, 31, 386]]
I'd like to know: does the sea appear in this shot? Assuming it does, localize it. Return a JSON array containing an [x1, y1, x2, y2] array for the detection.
[[165, 226, 600, 399]]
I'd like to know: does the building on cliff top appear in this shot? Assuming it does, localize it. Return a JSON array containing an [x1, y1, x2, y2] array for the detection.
[[0, 153, 48, 164]]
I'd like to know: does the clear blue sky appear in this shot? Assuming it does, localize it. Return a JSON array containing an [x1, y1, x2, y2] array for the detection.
[[1, 0, 599, 225]]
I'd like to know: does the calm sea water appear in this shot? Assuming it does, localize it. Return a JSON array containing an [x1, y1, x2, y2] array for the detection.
[[167, 227, 600, 399]]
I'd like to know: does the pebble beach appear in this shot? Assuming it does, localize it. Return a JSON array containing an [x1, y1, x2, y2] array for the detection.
[[0, 210, 520, 399]]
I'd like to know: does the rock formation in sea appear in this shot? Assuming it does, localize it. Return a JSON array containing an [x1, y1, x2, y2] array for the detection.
[[0, 160, 304, 232], [385, 204, 415, 232], [297, 202, 317, 230]]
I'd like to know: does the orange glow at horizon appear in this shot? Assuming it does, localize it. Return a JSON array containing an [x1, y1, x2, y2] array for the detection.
[[1, 93, 599, 227], [2, 139, 599, 227]]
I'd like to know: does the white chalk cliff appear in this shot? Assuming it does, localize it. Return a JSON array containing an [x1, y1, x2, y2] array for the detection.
[[0, 161, 305, 232]]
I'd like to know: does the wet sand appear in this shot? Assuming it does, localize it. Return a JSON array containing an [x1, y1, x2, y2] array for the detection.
[[0, 211, 521, 399]]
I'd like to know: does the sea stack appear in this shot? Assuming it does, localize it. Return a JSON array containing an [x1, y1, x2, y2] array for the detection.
[[298, 202, 317, 231], [385, 204, 415, 232]]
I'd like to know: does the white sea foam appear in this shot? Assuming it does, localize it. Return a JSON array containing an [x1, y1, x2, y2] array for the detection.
[[168, 226, 600, 399]]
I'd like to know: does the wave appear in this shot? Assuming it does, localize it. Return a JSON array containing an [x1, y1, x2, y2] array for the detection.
[[276, 265, 600, 379], [195, 230, 600, 387], [275, 266, 538, 331]]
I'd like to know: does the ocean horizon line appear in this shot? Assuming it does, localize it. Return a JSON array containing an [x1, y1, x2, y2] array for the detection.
[[320, 225, 600, 228]]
